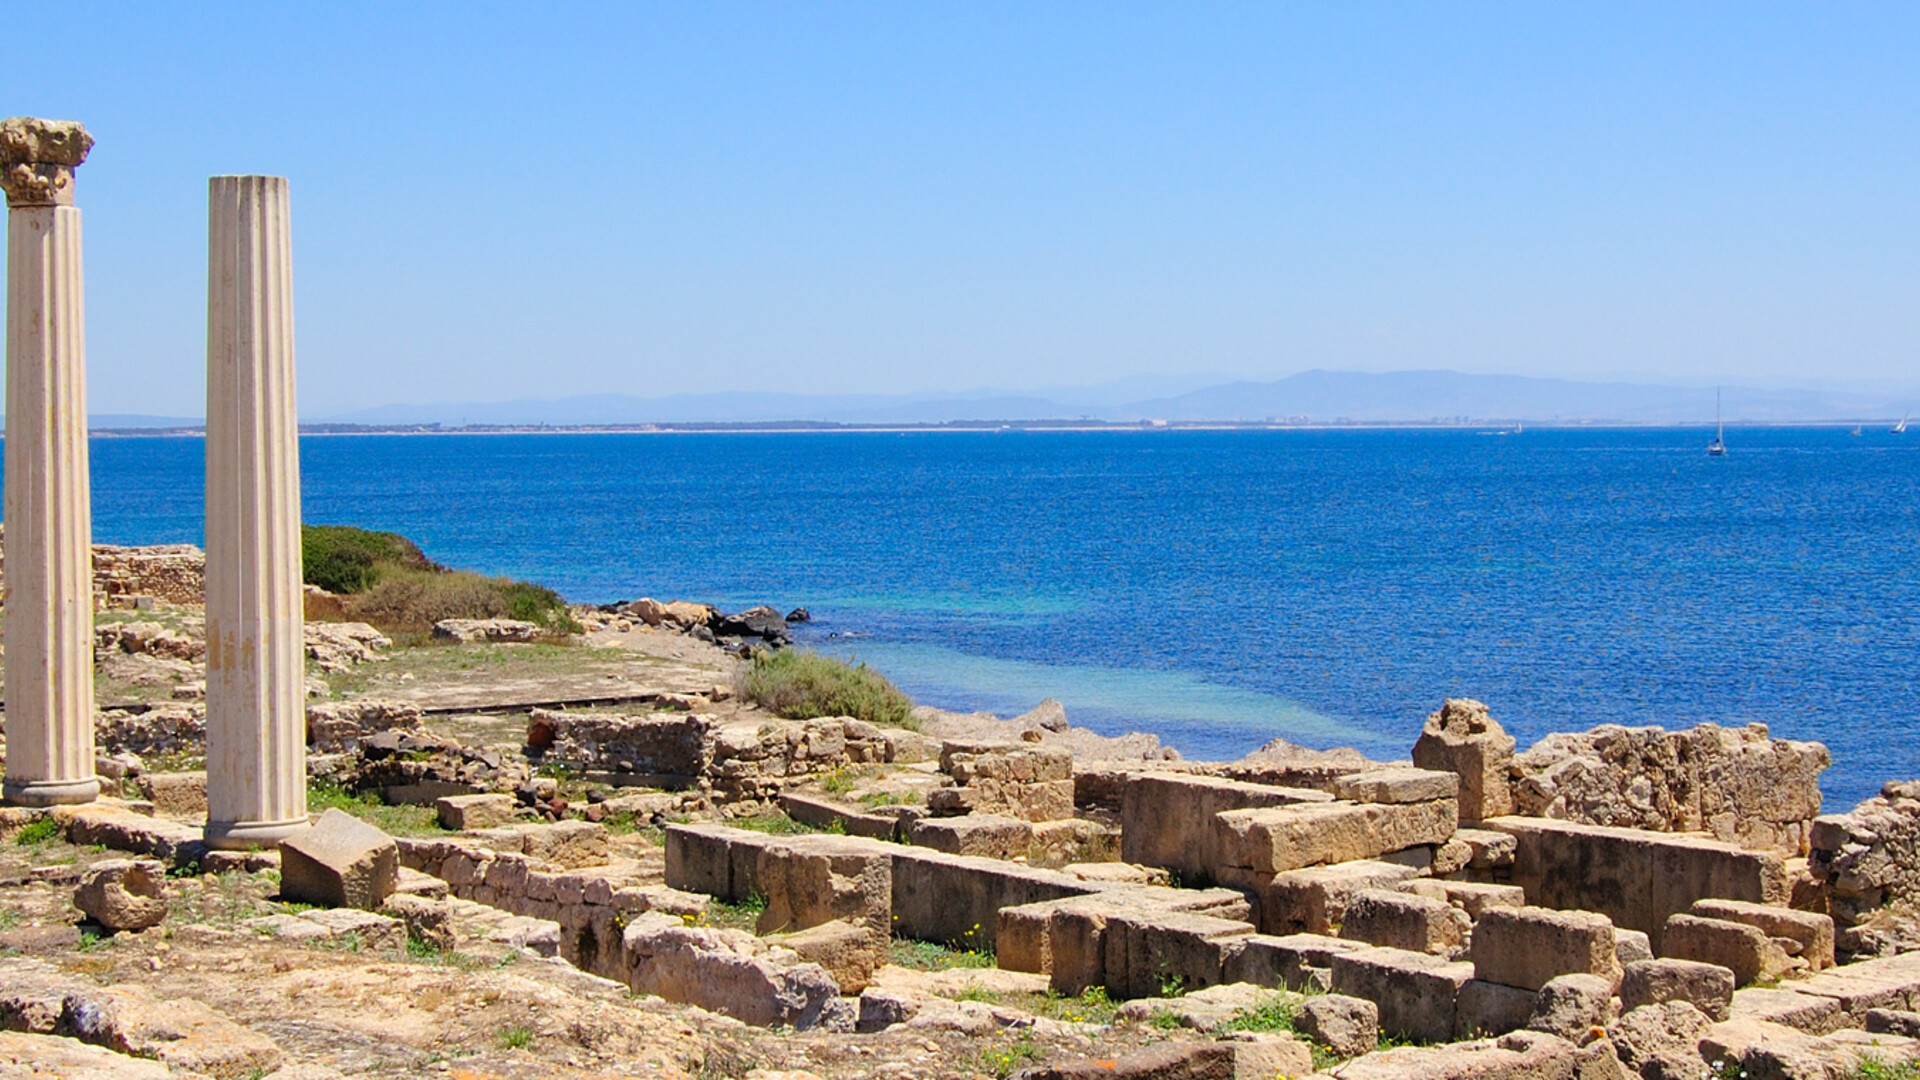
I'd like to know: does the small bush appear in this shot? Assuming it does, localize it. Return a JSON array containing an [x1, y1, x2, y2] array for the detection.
[[741, 650, 915, 729], [302, 524, 577, 635], [302, 525, 441, 594], [12, 818, 60, 846]]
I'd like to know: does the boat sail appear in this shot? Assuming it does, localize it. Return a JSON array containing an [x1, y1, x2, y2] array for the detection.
[[1897, 413, 1910, 434], [1707, 388, 1727, 456]]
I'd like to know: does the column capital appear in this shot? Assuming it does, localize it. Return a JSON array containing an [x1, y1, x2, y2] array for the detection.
[[1, 118, 93, 208]]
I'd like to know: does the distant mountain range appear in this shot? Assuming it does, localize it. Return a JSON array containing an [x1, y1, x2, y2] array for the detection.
[[85, 370, 1920, 429]]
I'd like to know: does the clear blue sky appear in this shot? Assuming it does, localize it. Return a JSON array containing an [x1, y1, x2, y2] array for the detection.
[[6, 3, 1918, 416]]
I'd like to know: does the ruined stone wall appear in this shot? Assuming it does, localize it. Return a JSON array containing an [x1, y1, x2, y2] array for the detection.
[[528, 710, 901, 803], [0, 529, 208, 607], [1809, 781, 1920, 956], [1509, 721, 1828, 854]]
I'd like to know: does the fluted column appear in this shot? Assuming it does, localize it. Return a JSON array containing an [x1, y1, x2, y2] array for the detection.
[[204, 176, 306, 848], [2, 118, 99, 807]]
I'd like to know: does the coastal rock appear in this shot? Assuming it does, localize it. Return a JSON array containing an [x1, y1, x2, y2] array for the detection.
[[714, 605, 793, 645], [1808, 780, 1920, 956], [1410, 698, 1515, 822], [431, 617, 540, 643]]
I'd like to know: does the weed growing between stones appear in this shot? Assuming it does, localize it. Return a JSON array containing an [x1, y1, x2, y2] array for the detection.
[[729, 812, 834, 836], [702, 892, 769, 931], [1852, 1059, 1920, 1080], [888, 937, 995, 971], [12, 818, 59, 846], [497, 1024, 534, 1050], [306, 779, 442, 837], [974, 1031, 1043, 1079]]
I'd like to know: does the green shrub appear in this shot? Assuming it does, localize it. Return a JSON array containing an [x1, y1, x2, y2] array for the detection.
[[301, 524, 577, 636], [741, 650, 916, 729], [302, 525, 441, 594]]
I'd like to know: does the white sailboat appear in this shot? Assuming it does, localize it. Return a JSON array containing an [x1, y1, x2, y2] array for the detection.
[[1896, 413, 1910, 434], [1707, 388, 1727, 456]]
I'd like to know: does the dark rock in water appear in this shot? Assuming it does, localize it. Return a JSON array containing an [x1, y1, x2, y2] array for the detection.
[[715, 605, 793, 645], [786, 607, 812, 624]]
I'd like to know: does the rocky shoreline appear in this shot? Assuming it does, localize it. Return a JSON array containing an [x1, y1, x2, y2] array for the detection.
[[1, 542, 1918, 1078]]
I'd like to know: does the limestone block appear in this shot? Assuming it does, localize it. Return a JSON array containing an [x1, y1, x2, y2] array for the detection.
[[1455, 826, 1518, 870], [906, 813, 1033, 860], [1454, 979, 1537, 1039], [663, 823, 762, 900], [1332, 767, 1460, 805], [1698, 1017, 1920, 1080], [1867, 1008, 1920, 1038], [1339, 889, 1469, 954], [1101, 910, 1254, 999], [1471, 906, 1621, 992], [1726, 986, 1845, 1033], [754, 834, 892, 937], [620, 913, 845, 1029], [1329, 945, 1475, 1044], [1221, 932, 1367, 992], [1119, 773, 1331, 880], [1783, 950, 1920, 1023], [1046, 902, 1114, 996], [1433, 836, 1474, 876], [73, 858, 168, 931], [60, 807, 206, 869], [856, 987, 920, 1032], [1690, 897, 1835, 970], [1027, 817, 1120, 867], [0, 1031, 172, 1079], [1221, 1032, 1313, 1079], [1115, 982, 1271, 1032], [516, 820, 608, 868], [1215, 798, 1458, 875], [435, 793, 517, 831], [1615, 928, 1654, 966], [1527, 973, 1616, 1040], [56, 984, 284, 1076], [381, 892, 455, 952], [888, 846, 1096, 949], [1004, 1041, 1235, 1080], [431, 617, 539, 643], [1660, 914, 1791, 987], [1329, 1030, 1617, 1080], [1253, 859, 1420, 935], [277, 808, 398, 910], [1406, 879, 1528, 920], [772, 918, 885, 994], [1297, 993, 1379, 1058], [1410, 698, 1516, 822], [0, 958, 91, 1034], [1608, 1001, 1713, 1080], [135, 772, 206, 817], [296, 908, 406, 952], [1619, 958, 1734, 1022]]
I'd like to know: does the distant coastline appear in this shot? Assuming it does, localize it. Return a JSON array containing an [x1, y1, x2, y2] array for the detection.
[[84, 417, 1920, 438]]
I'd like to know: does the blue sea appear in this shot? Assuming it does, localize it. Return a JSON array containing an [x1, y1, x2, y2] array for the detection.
[[67, 426, 1920, 812]]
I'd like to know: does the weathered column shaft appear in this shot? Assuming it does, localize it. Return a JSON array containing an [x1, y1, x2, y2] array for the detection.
[[2, 118, 98, 807], [204, 175, 306, 848]]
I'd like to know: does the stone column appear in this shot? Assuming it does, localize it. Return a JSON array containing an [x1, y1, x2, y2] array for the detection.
[[2, 118, 99, 807], [203, 176, 306, 848]]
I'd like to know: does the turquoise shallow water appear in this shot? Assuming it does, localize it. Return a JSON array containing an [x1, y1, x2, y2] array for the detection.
[[67, 426, 1920, 811]]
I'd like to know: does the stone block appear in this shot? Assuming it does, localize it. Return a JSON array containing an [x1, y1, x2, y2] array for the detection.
[[1101, 910, 1255, 999], [1485, 816, 1788, 949], [1331, 1030, 1617, 1080], [772, 918, 885, 994], [779, 792, 901, 840], [1620, 958, 1736, 1022], [1454, 979, 1537, 1039], [1339, 889, 1469, 954], [1245, 859, 1419, 936], [890, 846, 1095, 949], [1407, 879, 1528, 920], [754, 834, 892, 937], [1609, 1001, 1714, 1080], [1410, 698, 1516, 822], [1028, 818, 1121, 867], [135, 772, 206, 817], [1615, 928, 1654, 966], [56, 984, 284, 1077], [1727, 986, 1845, 1033], [1221, 933, 1367, 992], [1456, 827, 1518, 870], [1120, 773, 1330, 881], [434, 793, 517, 831], [621, 913, 845, 1029], [1660, 914, 1791, 987], [1006, 1042, 1235, 1080], [0, 1031, 172, 1079], [73, 858, 168, 931], [906, 813, 1033, 860], [1690, 898, 1835, 970], [1332, 767, 1460, 805], [1223, 1032, 1312, 1079], [1785, 950, 1920, 1023], [663, 823, 765, 901], [516, 820, 608, 868], [1527, 973, 1616, 1041], [1215, 798, 1458, 875], [1866, 1008, 1920, 1038], [382, 892, 455, 952], [1330, 945, 1475, 1044], [58, 807, 207, 869], [1471, 906, 1621, 992], [278, 808, 398, 910], [1297, 993, 1379, 1058]]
